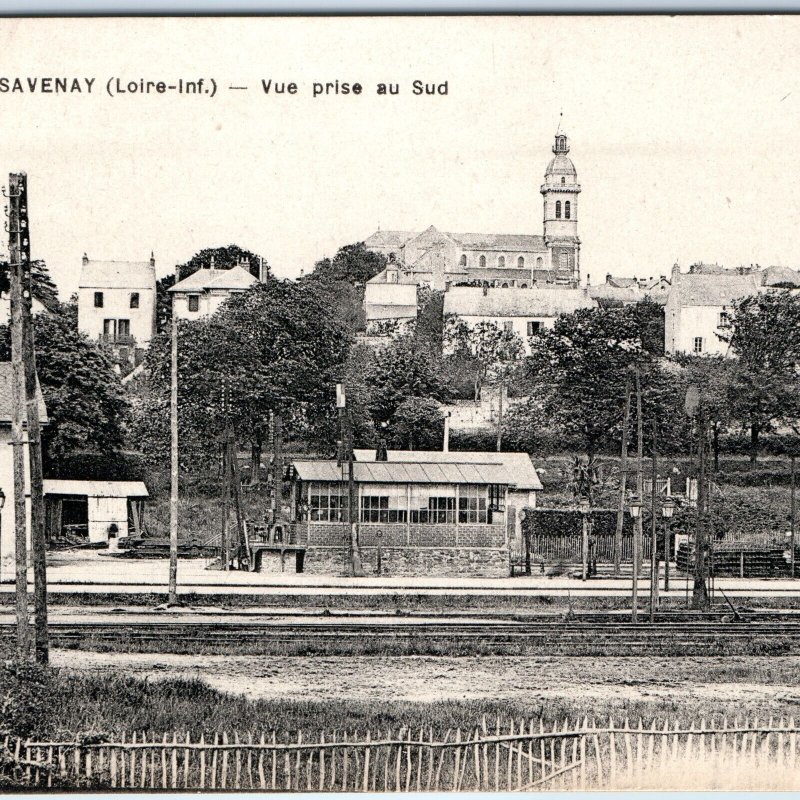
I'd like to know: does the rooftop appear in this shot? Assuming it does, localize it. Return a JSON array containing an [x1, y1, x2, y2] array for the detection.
[[43, 479, 149, 498], [353, 449, 543, 491], [443, 286, 596, 318], [672, 272, 762, 307], [79, 257, 156, 290], [169, 265, 258, 293]]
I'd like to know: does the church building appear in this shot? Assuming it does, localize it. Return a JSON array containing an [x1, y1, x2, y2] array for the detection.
[[364, 131, 582, 292]]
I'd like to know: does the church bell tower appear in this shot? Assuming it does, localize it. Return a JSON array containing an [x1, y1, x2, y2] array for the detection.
[[541, 132, 581, 284]]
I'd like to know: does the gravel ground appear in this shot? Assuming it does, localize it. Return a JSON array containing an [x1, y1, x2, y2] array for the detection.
[[52, 650, 800, 705]]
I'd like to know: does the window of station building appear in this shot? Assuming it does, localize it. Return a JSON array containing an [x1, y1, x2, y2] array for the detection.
[[458, 485, 488, 524], [565, 201, 571, 219], [188, 295, 200, 312], [361, 492, 407, 524], [94, 291, 104, 308], [693, 337, 704, 354], [489, 484, 506, 512], [555, 201, 562, 219], [718, 311, 729, 328], [410, 485, 456, 524], [130, 292, 140, 309], [527, 320, 542, 336], [498, 255, 506, 268], [517, 256, 525, 268], [427, 496, 456, 524], [459, 254, 467, 266], [479, 255, 486, 268], [308, 482, 349, 522]]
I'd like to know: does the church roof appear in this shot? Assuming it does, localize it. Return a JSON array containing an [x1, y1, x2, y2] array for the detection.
[[363, 230, 416, 249], [453, 233, 547, 252], [545, 154, 577, 177], [79, 258, 155, 290], [444, 286, 596, 318], [672, 272, 761, 307], [169, 266, 258, 293]]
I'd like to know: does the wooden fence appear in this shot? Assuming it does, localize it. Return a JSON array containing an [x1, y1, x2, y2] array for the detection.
[[4, 716, 800, 791]]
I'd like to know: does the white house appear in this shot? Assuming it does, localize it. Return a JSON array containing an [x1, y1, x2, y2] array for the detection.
[[169, 264, 257, 319], [0, 363, 48, 579], [77, 253, 157, 362], [664, 264, 761, 356], [443, 285, 596, 354], [363, 264, 418, 335]]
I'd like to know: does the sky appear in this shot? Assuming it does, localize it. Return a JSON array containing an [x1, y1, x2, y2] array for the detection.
[[0, 16, 799, 297]]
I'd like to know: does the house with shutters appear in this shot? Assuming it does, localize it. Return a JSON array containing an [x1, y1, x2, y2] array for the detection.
[[77, 253, 157, 368]]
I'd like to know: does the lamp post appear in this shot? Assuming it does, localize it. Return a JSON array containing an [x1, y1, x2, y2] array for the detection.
[[579, 496, 590, 581], [662, 496, 675, 592], [628, 493, 642, 622]]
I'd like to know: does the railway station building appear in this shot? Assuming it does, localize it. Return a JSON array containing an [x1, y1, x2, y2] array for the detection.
[[289, 451, 542, 577]]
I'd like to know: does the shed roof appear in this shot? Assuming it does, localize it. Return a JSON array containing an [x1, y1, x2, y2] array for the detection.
[[79, 258, 156, 290], [353, 449, 543, 491], [444, 286, 596, 318], [43, 479, 149, 498], [293, 459, 513, 486], [0, 363, 48, 424]]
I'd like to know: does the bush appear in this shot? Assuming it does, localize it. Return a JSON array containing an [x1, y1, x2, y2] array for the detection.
[[46, 451, 149, 483], [0, 659, 60, 739]]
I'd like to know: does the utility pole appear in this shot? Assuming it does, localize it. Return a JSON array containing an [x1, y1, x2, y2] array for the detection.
[[791, 455, 796, 580], [346, 407, 365, 577], [496, 380, 505, 452], [614, 371, 631, 577], [632, 366, 643, 623], [12, 174, 48, 663], [693, 408, 709, 609], [6, 173, 30, 658], [273, 411, 283, 526], [168, 262, 179, 603], [649, 417, 658, 622], [220, 379, 231, 571]]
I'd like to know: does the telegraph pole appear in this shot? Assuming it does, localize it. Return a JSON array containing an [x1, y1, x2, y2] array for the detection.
[[632, 366, 643, 623], [791, 455, 796, 579], [614, 371, 631, 577], [693, 408, 710, 609], [649, 417, 659, 622], [168, 261, 179, 603], [496, 380, 504, 452], [13, 175, 48, 662], [220, 379, 231, 571], [6, 173, 31, 658]]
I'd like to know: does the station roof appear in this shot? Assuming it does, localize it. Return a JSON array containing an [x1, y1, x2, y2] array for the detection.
[[354, 449, 543, 491], [292, 459, 513, 486], [43, 479, 149, 498]]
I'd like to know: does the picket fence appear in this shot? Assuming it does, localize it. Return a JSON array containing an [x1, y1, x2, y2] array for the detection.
[[4, 716, 800, 791]]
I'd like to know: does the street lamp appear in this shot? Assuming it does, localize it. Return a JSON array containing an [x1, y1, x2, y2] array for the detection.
[[628, 494, 642, 622], [662, 496, 675, 592], [578, 496, 591, 581]]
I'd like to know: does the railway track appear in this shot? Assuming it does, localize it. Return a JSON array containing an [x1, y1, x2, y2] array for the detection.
[[3, 616, 800, 655]]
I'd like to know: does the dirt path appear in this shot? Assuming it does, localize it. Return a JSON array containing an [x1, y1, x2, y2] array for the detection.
[[52, 650, 800, 705]]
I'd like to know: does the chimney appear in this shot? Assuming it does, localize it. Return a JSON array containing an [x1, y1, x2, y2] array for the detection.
[[208, 254, 215, 270], [586, 273, 591, 287], [150, 251, 155, 268], [672, 262, 681, 282], [82, 253, 89, 266], [605, 273, 612, 284], [443, 412, 451, 453], [258, 256, 265, 282]]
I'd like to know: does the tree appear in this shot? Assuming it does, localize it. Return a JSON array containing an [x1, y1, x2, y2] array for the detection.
[[722, 291, 800, 463], [136, 279, 353, 473], [308, 242, 386, 285], [443, 317, 524, 400], [0, 308, 128, 469], [0, 260, 59, 311], [523, 301, 677, 459], [365, 335, 449, 423], [388, 397, 444, 450]]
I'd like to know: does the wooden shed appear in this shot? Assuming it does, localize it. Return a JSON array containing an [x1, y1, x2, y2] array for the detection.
[[43, 479, 149, 547]]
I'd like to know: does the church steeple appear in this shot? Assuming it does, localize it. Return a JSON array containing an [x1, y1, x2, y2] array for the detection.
[[541, 129, 581, 285]]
